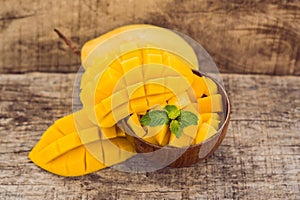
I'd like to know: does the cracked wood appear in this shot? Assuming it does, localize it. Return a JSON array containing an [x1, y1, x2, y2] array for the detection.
[[0, 0, 299, 75], [0, 73, 299, 199]]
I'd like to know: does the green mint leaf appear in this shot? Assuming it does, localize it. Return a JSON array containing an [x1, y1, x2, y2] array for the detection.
[[178, 110, 198, 128], [148, 110, 169, 126], [140, 112, 151, 126], [140, 110, 169, 126], [164, 105, 180, 119], [170, 120, 183, 138]]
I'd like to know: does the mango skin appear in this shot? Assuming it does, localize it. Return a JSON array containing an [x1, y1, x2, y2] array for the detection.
[[81, 24, 154, 65]]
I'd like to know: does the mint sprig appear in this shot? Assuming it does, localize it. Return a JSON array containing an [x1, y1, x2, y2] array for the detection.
[[170, 120, 183, 138], [178, 110, 198, 128], [140, 110, 169, 127], [164, 105, 181, 119], [140, 105, 198, 138]]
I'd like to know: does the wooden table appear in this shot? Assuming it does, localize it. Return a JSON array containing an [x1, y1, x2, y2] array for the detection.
[[0, 1, 299, 199]]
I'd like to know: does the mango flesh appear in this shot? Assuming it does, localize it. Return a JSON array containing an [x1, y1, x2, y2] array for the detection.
[[194, 123, 218, 144], [93, 48, 195, 128], [29, 111, 103, 176], [29, 24, 225, 177], [28, 110, 136, 176]]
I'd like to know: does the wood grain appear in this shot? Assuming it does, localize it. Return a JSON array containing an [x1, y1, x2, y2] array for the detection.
[[0, 0, 299, 75], [0, 73, 299, 199]]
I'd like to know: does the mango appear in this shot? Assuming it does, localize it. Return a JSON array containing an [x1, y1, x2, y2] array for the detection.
[[198, 94, 223, 113], [29, 24, 225, 177], [207, 117, 221, 130], [130, 97, 148, 113], [194, 123, 218, 144], [191, 75, 207, 98], [29, 111, 106, 176], [200, 113, 220, 122], [204, 77, 218, 96], [127, 113, 146, 138], [81, 24, 153, 65], [168, 133, 194, 148]]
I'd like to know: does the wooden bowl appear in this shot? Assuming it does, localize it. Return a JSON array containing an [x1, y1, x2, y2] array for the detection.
[[132, 73, 230, 167]]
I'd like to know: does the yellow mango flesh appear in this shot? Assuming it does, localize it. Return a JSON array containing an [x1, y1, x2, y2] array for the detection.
[[194, 123, 218, 144], [168, 133, 194, 148], [29, 111, 105, 176], [127, 113, 146, 138], [200, 113, 220, 122], [198, 94, 223, 113], [91, 47, 223, 147], [191, 75, 206, 98], [204, 77, 218, 95], [29, 110, 135, 177], [93, 48, 194, 128], [207, 117, 221, 130]]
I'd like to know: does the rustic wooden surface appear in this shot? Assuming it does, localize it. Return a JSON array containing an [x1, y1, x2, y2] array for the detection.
[[0, 0, 299, 75], [1, 0, 300, 199], [0, 73, 299, 199]]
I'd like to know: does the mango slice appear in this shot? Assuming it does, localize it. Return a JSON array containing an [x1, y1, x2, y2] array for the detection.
[[127, 113, 146, 138], [130, 97, 149, 113], [200, 113, 220, 122], [207, 117, 221, 130], [191, 75, 207, 98], [169, 133, 194, 148], [194, 123, 218, 144], [204, 77, 218, 96], [29, 112, 105, 176], [29, 110, 135, 176], [198, 94, 223, 113]]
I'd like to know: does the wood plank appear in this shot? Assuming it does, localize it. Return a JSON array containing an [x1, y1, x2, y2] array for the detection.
[[0, 0, 299, 75], [0, 73, 299, 199]]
